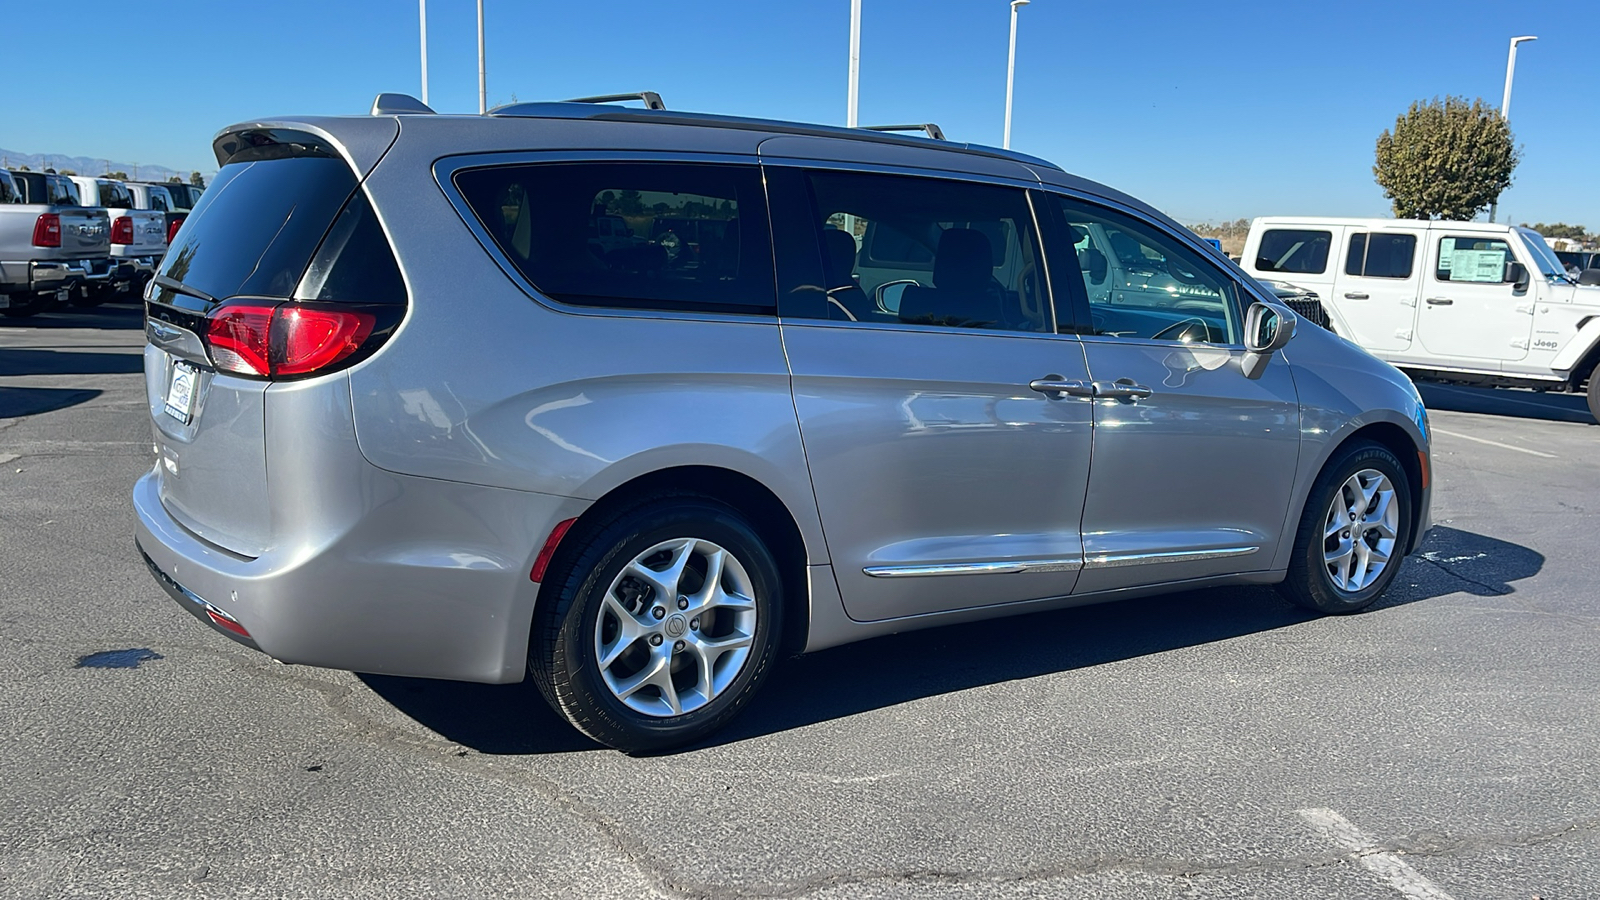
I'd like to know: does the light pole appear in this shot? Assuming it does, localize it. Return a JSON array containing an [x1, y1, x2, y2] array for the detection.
[[477, 0, 487, 114], [419, 0, 430, 106], [1003, 0, 1030, 150], [1490, 34, 1535, 222], [847, 0, 862, 128]]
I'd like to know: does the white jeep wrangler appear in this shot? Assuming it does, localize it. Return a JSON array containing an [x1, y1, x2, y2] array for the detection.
[[1241, 217, 1600, 422]]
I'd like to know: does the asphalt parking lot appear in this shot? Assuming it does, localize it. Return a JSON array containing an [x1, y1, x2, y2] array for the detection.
[[2, 302, 1597, 900]]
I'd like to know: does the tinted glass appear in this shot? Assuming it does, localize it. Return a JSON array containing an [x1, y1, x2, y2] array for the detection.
[[156, 157, 360, 302], [150, 189, 169, 212], [1256, 229, 1330, 274], [1055, 197, 1241, 344], [455, 162, 774, 315], [1344, 233, 1416, 278], [1435, 236, 1513, 283], [0, 173, 15, 204], [799, 170, 1050, 332], [48, 177, 78, 206], [98, 181, 133, 209]]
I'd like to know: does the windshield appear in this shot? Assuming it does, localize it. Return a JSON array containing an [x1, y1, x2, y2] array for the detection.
[[1516, 228, 1570, 282]]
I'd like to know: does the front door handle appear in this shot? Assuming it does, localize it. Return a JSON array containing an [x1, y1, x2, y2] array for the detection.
[[1425, 297, 1454, 306], [1343, 291, 1369, 300], [1029, 376, 1095, 398], [1092, 378, 1154, 401]]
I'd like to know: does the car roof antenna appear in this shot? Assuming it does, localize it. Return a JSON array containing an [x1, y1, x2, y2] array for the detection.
[[371, 93, 436, 116]]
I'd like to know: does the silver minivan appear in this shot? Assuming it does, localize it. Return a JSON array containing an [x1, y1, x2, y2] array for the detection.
[[135, 94, 1432, 751]]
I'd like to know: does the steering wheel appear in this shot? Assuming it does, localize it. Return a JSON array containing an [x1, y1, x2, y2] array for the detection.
[[1151, 317, 1212, 343]]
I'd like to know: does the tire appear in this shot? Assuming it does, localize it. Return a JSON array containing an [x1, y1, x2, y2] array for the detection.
[[530, 495, 783, 753], [1278, 441, 1413, 615], [1, 294, 45, 318], [1587, 364, 1600, 426]]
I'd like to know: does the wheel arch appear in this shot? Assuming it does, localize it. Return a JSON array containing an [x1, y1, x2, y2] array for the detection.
[[538, 465, 813, 657]]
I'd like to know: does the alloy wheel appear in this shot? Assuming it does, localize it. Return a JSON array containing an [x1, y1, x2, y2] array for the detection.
[[1321, 468, 1399, 593]]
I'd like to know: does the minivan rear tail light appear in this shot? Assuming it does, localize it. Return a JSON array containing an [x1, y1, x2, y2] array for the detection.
[[32, 213, 61, 247], [204, 301, 378, 379], [110, 217, 134, 244]]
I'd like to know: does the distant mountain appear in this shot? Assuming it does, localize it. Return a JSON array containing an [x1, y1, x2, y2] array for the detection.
[[0, 147, 190, 183]]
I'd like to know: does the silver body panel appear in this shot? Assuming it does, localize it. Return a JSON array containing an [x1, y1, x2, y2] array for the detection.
[[133, 108, 1432, 683]]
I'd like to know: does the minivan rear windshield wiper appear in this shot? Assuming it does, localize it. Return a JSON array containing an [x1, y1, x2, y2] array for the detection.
[[154, 275, 219, 306]]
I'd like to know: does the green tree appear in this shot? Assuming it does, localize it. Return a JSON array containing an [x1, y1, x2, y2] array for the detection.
[[1524, 222, 1588, 240], [58, 169, 76, 176], [189, 171, 205, 188], [106, 171, 129, 180], [167, 175, 183, 183], [1374, 96, 1518, 220]]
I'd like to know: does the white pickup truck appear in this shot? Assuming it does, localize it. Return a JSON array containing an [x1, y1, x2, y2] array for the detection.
[[69, 176, 166, 300], [1241, 217, 1600, 422]]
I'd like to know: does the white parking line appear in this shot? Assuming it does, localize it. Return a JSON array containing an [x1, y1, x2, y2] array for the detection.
[[1431, 428, 1557, 459], [1299, 808, 1457, 900]]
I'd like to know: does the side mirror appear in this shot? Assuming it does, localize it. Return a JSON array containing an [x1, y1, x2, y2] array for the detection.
[[1241, 302, 1295, 379], [876, 279, 916, 314], [1507, 261, 1529, 291]]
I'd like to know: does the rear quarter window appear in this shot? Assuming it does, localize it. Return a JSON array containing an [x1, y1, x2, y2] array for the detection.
[[156, 157, 399, 304], [453, 161, 775, 315], [1255, 229, 1331, 274], [1345, 233, 1416, 279]]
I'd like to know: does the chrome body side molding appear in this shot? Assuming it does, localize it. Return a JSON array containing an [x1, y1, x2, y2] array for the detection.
[[864, 546, 1260, 578]]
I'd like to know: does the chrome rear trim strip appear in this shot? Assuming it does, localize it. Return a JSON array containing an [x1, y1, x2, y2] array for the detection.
[[864, 557, 1084, 578], [1084, 546, 1259, 569]]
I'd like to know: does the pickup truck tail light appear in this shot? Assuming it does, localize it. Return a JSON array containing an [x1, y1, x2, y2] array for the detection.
[[166, 216, 184, 244], [32, 214, 61, 248], [204, 300, 381, 379], [110, 217, 134, 245]]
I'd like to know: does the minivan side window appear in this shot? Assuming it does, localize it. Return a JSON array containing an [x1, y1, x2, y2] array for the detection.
[[1345, 233, 1417, 279], [454, 162, 775, 315], [1054, 196, 1241, 344], [1256, 229, 1331, 274], [1435, 236, 1513, 284], [795, 170, 1050, 332]]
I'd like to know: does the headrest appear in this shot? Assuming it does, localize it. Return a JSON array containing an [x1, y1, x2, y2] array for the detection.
[[821, 228, 858, 285], [933, 228, 993, 292]]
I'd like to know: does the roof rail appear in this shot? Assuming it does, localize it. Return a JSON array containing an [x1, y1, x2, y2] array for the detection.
[[861, 123, 946, 141], [565, 92, 666, 111], [371, 93, 436, 115]]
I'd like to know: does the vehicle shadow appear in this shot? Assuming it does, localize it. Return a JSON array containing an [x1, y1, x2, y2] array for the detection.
[[1417, 382, 1595, 425], [0, 387, 103, 418], [0, 301, 145, 331], [0, 349, 143, 377], [360, 525, 1541, 756]]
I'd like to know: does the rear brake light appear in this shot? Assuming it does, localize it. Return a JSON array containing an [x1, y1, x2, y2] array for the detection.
[[110, 217, 134, 244], [204, 301, 378, 379], [32, 213, 61, 247], [206, 302, 276, 376], [166, 216, 184, 244]]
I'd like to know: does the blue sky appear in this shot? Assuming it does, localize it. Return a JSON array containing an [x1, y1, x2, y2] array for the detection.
[[2, 0, 1595, 226]]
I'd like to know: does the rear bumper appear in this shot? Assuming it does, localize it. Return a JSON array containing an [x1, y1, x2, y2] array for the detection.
[[133, 465, 590, 684]]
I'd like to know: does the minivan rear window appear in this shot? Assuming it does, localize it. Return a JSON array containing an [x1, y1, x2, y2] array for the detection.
[[1256, 229, 1330, 274], [156, 157, 361, 301], [454, 162, 775, 315]]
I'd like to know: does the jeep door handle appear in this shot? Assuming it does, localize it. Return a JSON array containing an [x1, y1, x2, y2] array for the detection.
[[1425, 297, 1454, 306], [1343, 292, 1369, 300], [1092, 379, 1154, 401], [1028, 377, 1095, 398]]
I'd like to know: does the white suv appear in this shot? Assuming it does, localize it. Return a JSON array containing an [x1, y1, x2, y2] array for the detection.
[[1241, 217, 1600, 422]]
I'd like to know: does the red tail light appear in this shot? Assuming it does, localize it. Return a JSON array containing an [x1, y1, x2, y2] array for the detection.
[[166, 216, 184, 244], [32, 213, 61, 247], [205, 301, 377, 379], [110, 217, 134, 244]]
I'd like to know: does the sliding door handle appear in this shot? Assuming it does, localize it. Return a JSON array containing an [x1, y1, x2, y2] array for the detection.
[[1029, 377, 1095, 398], [1092, 378, 1153, 401]]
